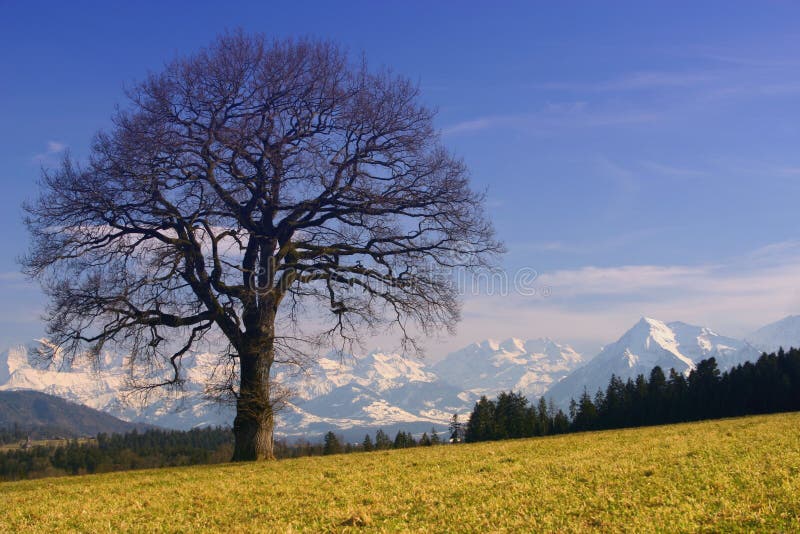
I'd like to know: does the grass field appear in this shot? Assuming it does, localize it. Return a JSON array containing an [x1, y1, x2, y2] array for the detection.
[[1, 412, 799, 532]]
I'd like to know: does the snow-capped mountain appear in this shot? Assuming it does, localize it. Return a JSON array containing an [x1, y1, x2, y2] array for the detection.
[[432, 337, 584, 399], [0, 346, 235, 430], [746, 315, 800, 353], [0, 344, 475, 439], [2, 314, 785, 438], [0, 336, 583, 439], [545, 317, 761, 408], [273, 350, 469, 438]]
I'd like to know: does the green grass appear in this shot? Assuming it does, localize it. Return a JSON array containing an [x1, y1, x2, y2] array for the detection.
[[2, 412, 799, 532]]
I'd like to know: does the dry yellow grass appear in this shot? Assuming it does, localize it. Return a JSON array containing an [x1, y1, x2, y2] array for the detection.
[[2, 412, 799, 532]]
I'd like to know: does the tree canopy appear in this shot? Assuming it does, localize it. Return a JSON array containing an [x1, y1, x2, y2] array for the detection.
[[23, 32, 501, 460]]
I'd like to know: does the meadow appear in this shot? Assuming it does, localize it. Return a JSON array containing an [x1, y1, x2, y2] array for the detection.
[[1, 412, 799, 532]]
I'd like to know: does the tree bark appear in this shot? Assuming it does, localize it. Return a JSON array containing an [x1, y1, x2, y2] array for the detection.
[[232, 340, 275, 461]]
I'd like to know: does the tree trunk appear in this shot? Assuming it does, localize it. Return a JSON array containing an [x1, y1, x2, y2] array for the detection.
[[232, 341, 275, 461]]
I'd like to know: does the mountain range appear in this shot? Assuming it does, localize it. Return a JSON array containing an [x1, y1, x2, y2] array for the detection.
[[1, 315, 798, 439]]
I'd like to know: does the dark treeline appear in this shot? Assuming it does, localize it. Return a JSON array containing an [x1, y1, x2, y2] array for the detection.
[[466, 348, 800, 442], [0, 424, 29, 446], [0, 425, 447, 481], [0, 427, 234, 481], [465, 392, 570, 442], [279, 427, 445, 458]]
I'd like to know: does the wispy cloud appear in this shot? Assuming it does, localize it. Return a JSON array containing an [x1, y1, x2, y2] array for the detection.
[[0, 271, 39, 291], [530, 70, 716, 92], [639, 160, 708, 178], [442, 102, 659, 136], [442, 115, 522, 135], [33, 140, 67, 165], [510, 227, 667, 257], [539, 264, 711, 298], [418, 241, 800, 357], [696, 52, 800, 69]]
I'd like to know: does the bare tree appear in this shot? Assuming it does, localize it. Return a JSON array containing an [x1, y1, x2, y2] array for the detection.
[[22, 32, 502, 461]]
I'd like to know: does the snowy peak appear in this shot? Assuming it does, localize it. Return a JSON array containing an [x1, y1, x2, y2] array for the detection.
[[355, 350, 436, 384], [1, 314, 781, 438], [432, 336, 584, 398], [607, 317, 694, 370], [545, 317, 762, 408], [281, 349, 438, 401], [476, 339, 500, 352], [610, 316, 758, 371], [498, 338, 526, 354]]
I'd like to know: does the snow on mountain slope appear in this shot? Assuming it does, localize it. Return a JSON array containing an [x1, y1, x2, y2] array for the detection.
[[746, 315, 800, 353], [1, 316, 771, 437], [275, 350, 439, 401], [0, 344, 467, 437], [0, 346, 233, 429], [545, 317, 761, 408], [432, 337, 583, 399]]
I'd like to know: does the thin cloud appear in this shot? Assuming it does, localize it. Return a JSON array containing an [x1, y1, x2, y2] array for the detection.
[[640, 160, 708, 178], [442, 103, 659, 136], [442, 115, 522, 135], [421, 241, 800, 357], [697, 52, 800, 69], [33, 140, 67, 165], [530, 71, 716, 92]]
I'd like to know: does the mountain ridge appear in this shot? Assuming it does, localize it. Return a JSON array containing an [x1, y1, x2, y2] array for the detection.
[[0, 315, 795, 437], [544, 317, 761, 408]]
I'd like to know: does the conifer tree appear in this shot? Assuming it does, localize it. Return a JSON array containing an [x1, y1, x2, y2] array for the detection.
[[536, 397, 550, 436], [322, 431, 343, 455], [449, 414, 464, 443], [362, 434, 373, 452], [419, 432, 431, 446], [465, 396, 496, 442], [374, 429, 392, 450]]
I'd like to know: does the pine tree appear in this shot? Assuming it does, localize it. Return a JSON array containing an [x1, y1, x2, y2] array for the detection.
[[322, 432, 343, 455], [362, 434, 373, 452], [374, 429, 392, 450], [572, 389, 598, 431], [536, 397, 550, 436], [465, 396, 495, 442], [419, 432, 432, 446], [449, 414, 463, 443], [430, 427, 441, 445]]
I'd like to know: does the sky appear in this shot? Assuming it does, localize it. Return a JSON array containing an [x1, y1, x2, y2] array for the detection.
[[1, 1, 800, 358]]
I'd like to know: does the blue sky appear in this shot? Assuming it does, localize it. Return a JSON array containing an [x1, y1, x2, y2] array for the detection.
[[2, 1, 800, 356]]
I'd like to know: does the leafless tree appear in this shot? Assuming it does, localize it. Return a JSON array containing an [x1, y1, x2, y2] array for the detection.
[[22, 32, 503, 460]]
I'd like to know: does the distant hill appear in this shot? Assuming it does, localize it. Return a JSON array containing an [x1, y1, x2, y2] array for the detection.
[[0, 390, 152, 439], [747, 315, 800, 353]]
